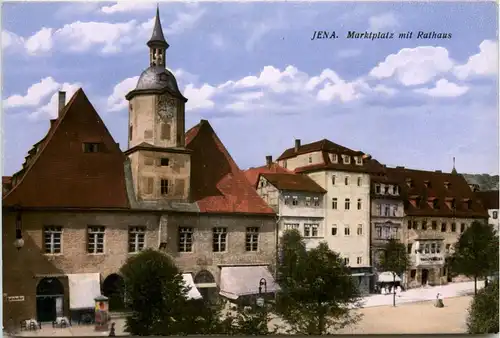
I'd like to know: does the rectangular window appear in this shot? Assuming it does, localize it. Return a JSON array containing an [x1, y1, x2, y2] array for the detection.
[[345, 176, 349, 185], [305, 196, 311, 207], [83, 142, 100, 153], [284, 223, 299, 231], [375, 184, 381, 194], [384, 205, 390, 216], [357, 224, 363, 236], [331, 175, 336, 185], [245, 227, 259, 251], [313, 197, 320, 206], [304, 224, 319, 237], [392, 186, 397, 195], [332, 198, 338, 210], [87, 226, 105, 254], [160, 179, 169, 195], [345, 198, 350, 210], [212, 227, 227, 252], [493, 211, 498, 219], [424, 244, 430, 254], [355, 157, 363, 165], [410, 269, 416, 279], [422, 221, 427, 230], [308, 155, 312, 163], [357, 199, 362, 210], [384, 186, 389, 194], [357, 177, 362, 186], [393, 205, 398, 216], [445, 244, 451, 253], [292, 196, 299, 206], [412, 221, 418, 230], [44, 226, 62, 254], [330, 154, 338, 163], [344, 257, 350, 265], [331, 225, 337, 236], [344, 226, 350, 236], [407, 243, 412, 254], [432, 221, 437, 231], [436, 244, 441, 254], [441, 223, 447, 232], [343, 156, 351, 165], [284, 195, 290, 205], [128, 226, 146, 253], [451, 223, 456, 232], [311, 224, 318, 237], [160, 158, 170, 166], [430, 243, 436, 254], [407, 220, 411, 229], [357, 256, 362, 264], [460, 223, 466, 233], [129, 125, 133, 140], [376, 226, 382, 238], [178, 227, 193, 252], [304, 224, 311, 237]]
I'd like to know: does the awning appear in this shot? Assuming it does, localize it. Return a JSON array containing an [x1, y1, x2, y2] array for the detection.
[[182, 274, 202, 300], [376, 271, 402, 283], [219, 266, 280, 300], [67, 273, 101, 310]]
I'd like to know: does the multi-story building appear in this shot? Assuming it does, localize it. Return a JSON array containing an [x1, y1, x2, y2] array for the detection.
[[385, 167, 489, 288], [2, 9, 278, 330], [475, 190, 499, 234], [369, 175, 405, 276], [269, 139, 387, 293], [245, 156, 327, 250]]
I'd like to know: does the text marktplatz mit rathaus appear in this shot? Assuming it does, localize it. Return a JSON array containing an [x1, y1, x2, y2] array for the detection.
[[346, 31, 453, 40]]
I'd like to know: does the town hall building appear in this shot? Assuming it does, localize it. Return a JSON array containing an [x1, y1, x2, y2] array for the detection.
[[2, 8, 279, 330]]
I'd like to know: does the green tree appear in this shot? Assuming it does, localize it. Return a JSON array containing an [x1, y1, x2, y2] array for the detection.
[[379, 238, 410, 306], [275, 230, 362, 335], [450, 221, 499, 295], [467, 280, 499, 334], [120, 249, 191, 335]]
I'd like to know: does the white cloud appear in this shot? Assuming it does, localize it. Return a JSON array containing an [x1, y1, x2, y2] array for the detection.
[[368, 12, 399, 31], [24, 27, 54, 55], [4, 6, 205, 55], [3, 77, 60, 108], [454, 40, 498, 80], [107, 76, 139, 112], [29, 83, 82, 120], [100, 2, 156, 14], [369, 46, 455, 86], [414, 79, 469, 98], [184, 84, 217, 110]]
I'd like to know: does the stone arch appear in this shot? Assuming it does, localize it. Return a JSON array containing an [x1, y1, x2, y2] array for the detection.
[[102, 273, 125, 311], [194, 269, 215, 284], [36, 278, 65, 322]]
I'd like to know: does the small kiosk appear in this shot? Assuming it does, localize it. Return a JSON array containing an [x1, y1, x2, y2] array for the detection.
[[94, 295, 109, 331]]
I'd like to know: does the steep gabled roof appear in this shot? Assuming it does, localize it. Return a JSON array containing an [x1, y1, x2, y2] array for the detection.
[[244, 163, 291, 188], [475, 190, 499, 210], [185, 120, 275, 215], [260, 173, 326, 194], [3, 89, 130, 209], [277, 139, 362, 161], [385, 167, 488, 218]]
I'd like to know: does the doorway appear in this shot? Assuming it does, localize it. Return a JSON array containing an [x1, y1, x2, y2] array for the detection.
[[194, 270, 216, 304], [102, 274, 125, 312], [421, 269, 429, 286], [36, 278, 64, 322]]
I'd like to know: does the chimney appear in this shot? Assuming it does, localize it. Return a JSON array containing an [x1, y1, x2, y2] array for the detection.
[[265, 155, 272, 167], [294, 139, 301, 152], [58, 91, 66, 117]]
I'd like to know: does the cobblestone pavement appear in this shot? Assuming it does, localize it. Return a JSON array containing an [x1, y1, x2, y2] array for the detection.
[[14, 281, 482, 336]]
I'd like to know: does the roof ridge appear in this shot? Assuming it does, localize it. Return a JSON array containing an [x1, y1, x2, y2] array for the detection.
[[4, 89, 83, 203]]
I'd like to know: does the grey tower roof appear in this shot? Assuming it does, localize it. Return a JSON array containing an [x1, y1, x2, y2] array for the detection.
[[147, 6, 169, 49]]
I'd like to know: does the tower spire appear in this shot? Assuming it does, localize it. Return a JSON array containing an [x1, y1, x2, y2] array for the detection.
[[147, 5, 169, 68], [451, 157, 458, 174]]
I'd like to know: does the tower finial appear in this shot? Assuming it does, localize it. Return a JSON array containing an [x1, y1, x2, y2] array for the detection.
[[147, 5, 169, 49]]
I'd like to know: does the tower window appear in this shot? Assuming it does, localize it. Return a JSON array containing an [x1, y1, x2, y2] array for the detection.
[[160, 179, 169, 195], [83, 143, 101, 153], [160, 158, 170, 166], [129, 125, 133, 141]]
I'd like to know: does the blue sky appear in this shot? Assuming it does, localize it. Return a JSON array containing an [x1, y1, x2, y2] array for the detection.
[[2, 1, 498, 176]]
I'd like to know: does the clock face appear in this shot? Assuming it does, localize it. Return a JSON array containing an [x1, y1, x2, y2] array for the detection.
[[157, 95, 176, 121]]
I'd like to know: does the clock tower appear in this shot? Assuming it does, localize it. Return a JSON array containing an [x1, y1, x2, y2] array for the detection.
[[124, 6, 191, 203]]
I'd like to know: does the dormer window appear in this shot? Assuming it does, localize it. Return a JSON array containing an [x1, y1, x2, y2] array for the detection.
[[330, 153, 338, 163], [445, 197, 456, 210], [375, 184, 381, 194], [433, 199, 439, 209], [444, 181, 451, 189], [292, 196, 299, 206], [462, 198, 472, 210], [355, 156, 363, 165], [284, 195, 290, 205], [83, 142, 101, 153], [342, 155, 351, 164], [424, 180, 431, 188], [308, 155, 312, 164], [406, 178, 413, 188], [384, 186, 389, 194], [392, 185, 398, 195], [305, 196, 311, 206]]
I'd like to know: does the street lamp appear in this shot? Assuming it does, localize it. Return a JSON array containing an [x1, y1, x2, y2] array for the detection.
[[13, 207, 24, 250], [256, 278, 267, 307]]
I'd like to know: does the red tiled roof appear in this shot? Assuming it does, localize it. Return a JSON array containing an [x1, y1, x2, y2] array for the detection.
[[244, 163, 291, 188], [385, 167, 488, 218], [3, 89, 130, 209], [475, 190, 499, 210], [260, 173, 326, 193], [185, 120, 275, 215], [277, 139, 362, 161]]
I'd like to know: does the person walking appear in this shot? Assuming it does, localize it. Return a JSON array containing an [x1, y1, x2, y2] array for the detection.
[[109, 322, 116, 337]]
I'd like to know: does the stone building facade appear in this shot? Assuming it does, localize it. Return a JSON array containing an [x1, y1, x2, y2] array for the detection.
[[2, 9, 277, 330]]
